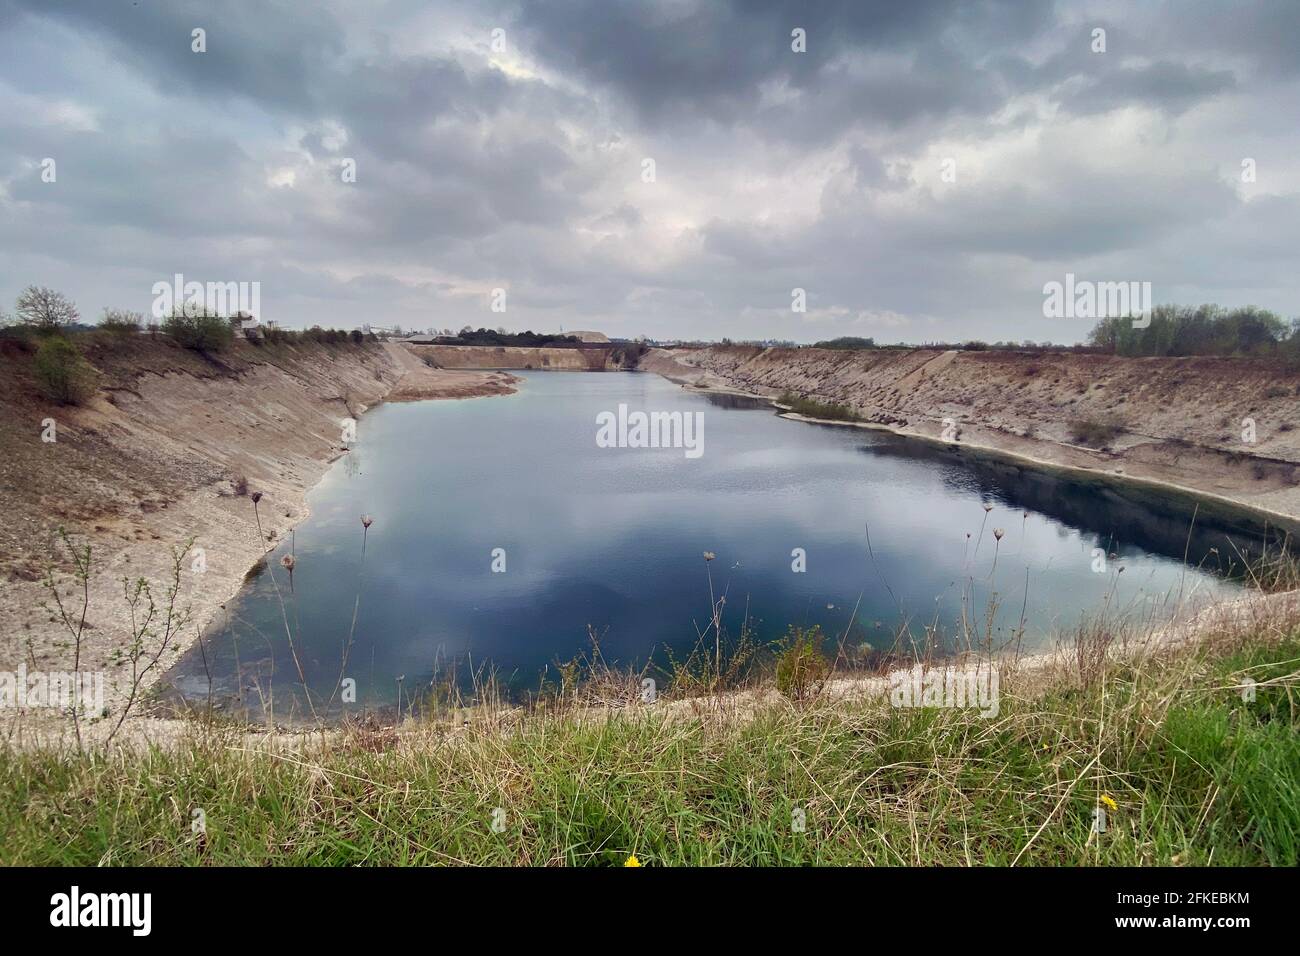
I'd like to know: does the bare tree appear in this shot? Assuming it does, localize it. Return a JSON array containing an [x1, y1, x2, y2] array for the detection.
[[16, 286, 80, 331]]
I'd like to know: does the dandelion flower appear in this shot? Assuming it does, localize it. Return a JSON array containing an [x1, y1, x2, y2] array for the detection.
[[1100, 794, 1118, 811], [624, 854, 642, 867]]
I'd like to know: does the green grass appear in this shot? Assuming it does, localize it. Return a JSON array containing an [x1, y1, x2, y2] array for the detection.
[[776, 390, 863, 422], [1, 630, 1296, 866]]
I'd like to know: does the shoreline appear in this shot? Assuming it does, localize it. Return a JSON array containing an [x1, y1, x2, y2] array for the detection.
[[4, 357, 1295, 746], [772, 406, 1300, 536], [162, 367, 1292, 731], [173, 364, 526, 723], [161, 358, 524, 725], [0, 342, 519, 748], [647, 348, 1300, 534]]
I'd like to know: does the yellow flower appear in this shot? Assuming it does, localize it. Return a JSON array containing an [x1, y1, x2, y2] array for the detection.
[[624, 854, 642, 867], [1100, 794, 1118, 811]]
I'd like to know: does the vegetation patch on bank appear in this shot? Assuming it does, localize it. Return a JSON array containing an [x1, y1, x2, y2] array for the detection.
[[777, 390, 863, 422], [1, 618, 1296, 866]]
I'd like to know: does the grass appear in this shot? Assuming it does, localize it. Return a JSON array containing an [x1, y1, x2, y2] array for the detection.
[[776, 390, 863, 422], [2, 617, 1296, 866]]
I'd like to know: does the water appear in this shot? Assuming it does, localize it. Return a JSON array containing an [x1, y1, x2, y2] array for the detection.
[[164, 371, 1263, 720]]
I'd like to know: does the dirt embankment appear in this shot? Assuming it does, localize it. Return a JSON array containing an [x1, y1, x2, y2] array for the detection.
[[644, 345, 1300, 525], [408, 343, 614, 371], [0, 334, 516, 731]]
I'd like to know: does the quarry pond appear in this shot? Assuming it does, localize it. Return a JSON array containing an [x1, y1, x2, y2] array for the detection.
[[163, 371, 1260, 720]]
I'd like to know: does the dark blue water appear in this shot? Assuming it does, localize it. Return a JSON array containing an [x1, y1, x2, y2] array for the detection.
[[165, 371, 1255, 720]]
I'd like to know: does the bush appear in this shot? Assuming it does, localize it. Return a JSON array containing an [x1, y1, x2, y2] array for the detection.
[[33, 336, 98, 404], [776, 391, 863, 422], [99, 308, 143, 334], [775, 625, 829, 702], [163, 308, 234, 351], [1068, 419, 1123, 449]]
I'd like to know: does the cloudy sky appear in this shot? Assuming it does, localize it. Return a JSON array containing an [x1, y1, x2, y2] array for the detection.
[[1, 0, 1297, 343]]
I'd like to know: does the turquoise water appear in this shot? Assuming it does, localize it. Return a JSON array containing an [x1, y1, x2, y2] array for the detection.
[[164, 371, 1256, 719]]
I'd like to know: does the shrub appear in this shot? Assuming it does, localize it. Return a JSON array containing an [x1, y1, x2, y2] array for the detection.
[[33, 336, 98, 404], [775, 625, 829, 702], [163, 308, 234, 351], [99, 308, 143, 334], [776, 391, 862, 422], [1068, 419, 1123, 449]]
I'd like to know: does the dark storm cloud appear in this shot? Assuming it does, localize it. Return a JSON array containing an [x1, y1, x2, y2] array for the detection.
[[9, 0, 346, 112], [513, 0, 1057, 131]]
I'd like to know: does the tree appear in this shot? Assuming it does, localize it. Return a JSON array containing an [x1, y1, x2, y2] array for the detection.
[[16, 286, 80, 332]]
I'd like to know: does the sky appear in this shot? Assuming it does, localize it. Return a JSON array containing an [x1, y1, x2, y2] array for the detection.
[[0, 0, 1297, 343]]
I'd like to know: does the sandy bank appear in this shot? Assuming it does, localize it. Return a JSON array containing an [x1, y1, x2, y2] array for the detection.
[[644, 345, 1300, 530], [0, 335, 516, 742]]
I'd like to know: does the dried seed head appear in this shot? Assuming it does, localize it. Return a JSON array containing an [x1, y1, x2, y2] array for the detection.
[[993, 528, 1004, 541], [251, 491, 263, 504], [983, 503, 993, 513], [361, 515, 373, 529], [280, 554, 295, 571], [703, 551, 715, 561]]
